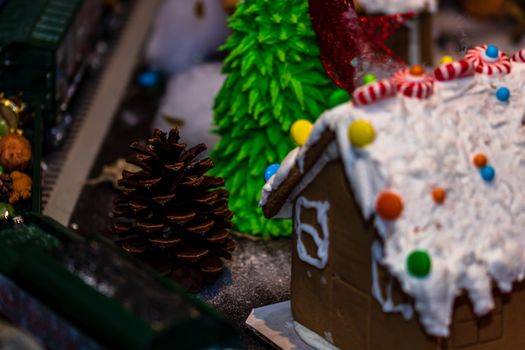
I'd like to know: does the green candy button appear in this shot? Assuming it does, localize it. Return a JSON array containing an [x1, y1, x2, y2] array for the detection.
[[328, 89, 350, 108], [362, 73, 377, 85], [407, 250, 432, 278]]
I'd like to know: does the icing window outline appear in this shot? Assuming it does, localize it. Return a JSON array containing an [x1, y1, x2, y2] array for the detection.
[[294, 196, 331, 269]]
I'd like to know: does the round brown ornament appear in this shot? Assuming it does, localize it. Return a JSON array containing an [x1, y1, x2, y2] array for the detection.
[[9, 171, 32, 204], [0, 133, 32, 172]]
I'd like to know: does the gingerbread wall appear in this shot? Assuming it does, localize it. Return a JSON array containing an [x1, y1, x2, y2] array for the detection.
[[291, 157, 525, 349], [291, 159, 376, 348]]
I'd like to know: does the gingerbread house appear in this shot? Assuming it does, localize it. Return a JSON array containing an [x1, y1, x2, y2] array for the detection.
[[355, 0, 437, 65], [260, 45, 525, 349]]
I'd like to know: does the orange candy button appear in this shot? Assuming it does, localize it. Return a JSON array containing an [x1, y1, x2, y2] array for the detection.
[[432, 187, 446, 204], [376, 192, 404, 220], [473, 153, 487, 168], [409, 65, 425, 76]]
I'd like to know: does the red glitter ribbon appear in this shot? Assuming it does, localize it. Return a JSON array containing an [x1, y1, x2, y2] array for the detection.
[[360, 12, 416, 63], [309, 0, 415, 93], [309, 0, 357, 93]]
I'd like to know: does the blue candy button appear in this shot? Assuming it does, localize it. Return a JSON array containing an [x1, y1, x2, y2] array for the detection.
[[264, 164, 280, 182], [480, 165, 495, 182], [137, 70, 160, 87], [485, 45, 499, 59], [496, 87, 510, 102]]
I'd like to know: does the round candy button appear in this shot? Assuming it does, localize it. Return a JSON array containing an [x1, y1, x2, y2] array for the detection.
[[376, 191, 403, 220], [432, 187, 446, 204], [473, 153, 487, 168], [496, 87, 510, 102], [264, 164, 280, 182], [407, 250, 432, 278], [409, 65, 425, 76], [290, 119, 313, 146], [328, 89, 350, 108], [137, 70, 160, 87], [439, 55, 454, 65], [362, 73, 377, 85], [348, 120, 375, 148], [485, 45, 499, 59], [481, 165, 495, 182]]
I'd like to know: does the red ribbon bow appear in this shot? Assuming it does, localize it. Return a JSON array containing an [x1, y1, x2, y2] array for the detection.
[[309, 0, 415, 93]]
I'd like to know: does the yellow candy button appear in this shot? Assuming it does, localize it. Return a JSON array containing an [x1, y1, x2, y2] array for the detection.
[[290, 119, 313, 146], [348, 120, 375, 148], [440, 55, 454, 65]]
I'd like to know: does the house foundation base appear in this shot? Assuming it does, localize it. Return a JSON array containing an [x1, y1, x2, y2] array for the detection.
[[247, 301, 341, 350]]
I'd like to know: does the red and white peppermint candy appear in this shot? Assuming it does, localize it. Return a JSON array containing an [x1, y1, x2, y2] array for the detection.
[[465, 45, 511, 75], [392, 69, 434, 99], [352, 79, 396, 106], [512, 49, 525, 63], [433, 60, 474, 81]]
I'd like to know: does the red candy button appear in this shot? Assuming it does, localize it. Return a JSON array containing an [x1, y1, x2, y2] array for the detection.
[[376, 192, 404, 220]]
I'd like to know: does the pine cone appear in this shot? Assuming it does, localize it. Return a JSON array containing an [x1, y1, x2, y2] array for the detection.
[[0, 173, 13, 201], [112, 129, 235, 292]]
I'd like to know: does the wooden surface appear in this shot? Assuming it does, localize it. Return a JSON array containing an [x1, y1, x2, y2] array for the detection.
[[246, 301, 310, 350]]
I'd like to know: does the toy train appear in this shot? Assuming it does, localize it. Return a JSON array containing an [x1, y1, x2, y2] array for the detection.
[[0, 210, 240, 349], [0, 0, 126, 150]]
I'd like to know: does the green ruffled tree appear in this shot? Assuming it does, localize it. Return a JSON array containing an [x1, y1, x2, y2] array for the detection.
[[209, 0, 347, 237]]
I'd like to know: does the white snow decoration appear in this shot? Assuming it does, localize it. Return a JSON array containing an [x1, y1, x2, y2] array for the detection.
[[153, 63, 224, 151], [371, 240, 414, 320], [357, 0, 438, 14], [294, 197, 331, 269], [145, 0, 230, 74], [261, 60, 525, 337]]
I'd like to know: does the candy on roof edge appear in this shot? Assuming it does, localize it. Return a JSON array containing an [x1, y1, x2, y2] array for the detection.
[[352, 45, 517, 107], [261, 44, 525, 216]]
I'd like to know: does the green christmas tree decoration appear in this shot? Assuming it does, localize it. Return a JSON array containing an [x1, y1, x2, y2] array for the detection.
[[210, 0, 347, 237]]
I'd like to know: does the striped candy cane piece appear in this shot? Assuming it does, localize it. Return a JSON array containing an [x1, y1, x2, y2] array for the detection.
[[512, 49, 525, 63], [352, 79, 396, 106], [465, 45, 511, 76], [433, 60, 474, 81], [393, 69, 434, 99]]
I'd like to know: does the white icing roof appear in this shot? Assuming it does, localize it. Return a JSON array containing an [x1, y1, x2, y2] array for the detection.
[[357, 0, 438, 14], [261, 57, 525, 337]]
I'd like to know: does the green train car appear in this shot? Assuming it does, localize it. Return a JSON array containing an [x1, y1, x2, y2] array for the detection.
[[0, 212, 241, 349], [0, 0, 108, 149]]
